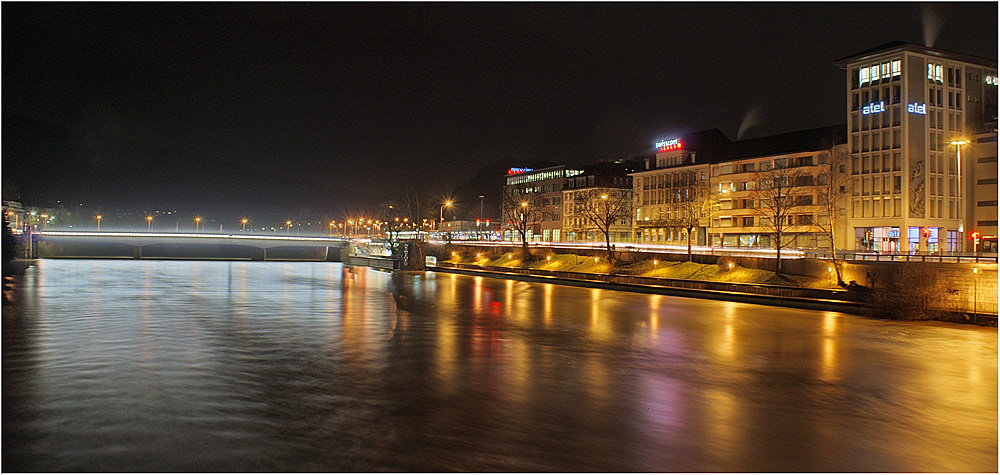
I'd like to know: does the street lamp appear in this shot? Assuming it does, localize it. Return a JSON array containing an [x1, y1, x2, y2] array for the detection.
[[478, 195, 484, 239], [146, 215, 153, 231], [96, 215, 102, 230], [195, 216, 202, 232], [286, 221, 292, 236], [440, 200, 453, 228], [950, 139, 969, 243], [241, 218, 248, 233]]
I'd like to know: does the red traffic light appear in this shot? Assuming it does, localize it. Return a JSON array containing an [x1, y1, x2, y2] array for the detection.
[[971, 231, 981, 240], [921, 227, 931, 237]]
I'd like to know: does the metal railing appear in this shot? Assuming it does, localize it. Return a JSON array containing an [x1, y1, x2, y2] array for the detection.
[[804, 250, 998, 264]]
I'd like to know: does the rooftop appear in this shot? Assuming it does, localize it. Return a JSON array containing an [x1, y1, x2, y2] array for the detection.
[[834, 41, 997, 68]]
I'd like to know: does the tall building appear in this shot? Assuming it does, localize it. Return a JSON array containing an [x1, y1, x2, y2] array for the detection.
[[501, 165, 582, 242], [835, 42, 998, 253]]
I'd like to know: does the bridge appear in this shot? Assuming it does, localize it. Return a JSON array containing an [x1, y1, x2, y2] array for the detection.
[[30, 231, 351, 261]]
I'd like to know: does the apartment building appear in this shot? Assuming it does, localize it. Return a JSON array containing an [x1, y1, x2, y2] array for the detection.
[[972, 130, 998, 253], [710, 125, 849, 250], [835, 41, 998, 253], [562, 161, 637, 243], [631, 129, 730, 244]]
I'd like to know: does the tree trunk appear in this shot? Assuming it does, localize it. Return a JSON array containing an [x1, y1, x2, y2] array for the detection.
[[605, 230, 613, 265], [775, 232, 782, 276], [829, 227, 846, 287], [521, 230, 529, 262], [687, 227, 693, 262]]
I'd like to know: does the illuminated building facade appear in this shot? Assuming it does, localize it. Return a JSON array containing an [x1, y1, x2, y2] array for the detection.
[[631, 129, 728, 244], [561, 161, 638, 243], [502, 165, 582, 242], [835, 42, 998, 253]]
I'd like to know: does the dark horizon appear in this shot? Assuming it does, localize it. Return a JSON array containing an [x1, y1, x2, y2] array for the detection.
[[3, 2, 997, 223]]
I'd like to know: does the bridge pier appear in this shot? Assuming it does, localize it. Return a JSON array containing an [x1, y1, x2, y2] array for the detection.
[[250, 248, 266, 261], [133, 246, 142, 259]]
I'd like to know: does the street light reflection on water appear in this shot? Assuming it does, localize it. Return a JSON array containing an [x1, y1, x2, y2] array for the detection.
[[2, 259, 996, 472]]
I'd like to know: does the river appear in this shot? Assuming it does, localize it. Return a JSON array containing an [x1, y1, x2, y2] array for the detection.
[[3, 259, 996, 471]]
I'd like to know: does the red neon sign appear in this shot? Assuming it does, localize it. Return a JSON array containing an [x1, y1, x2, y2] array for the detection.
[[507, 167, 534, 175]]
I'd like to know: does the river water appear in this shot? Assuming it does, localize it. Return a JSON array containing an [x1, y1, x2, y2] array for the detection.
[[2, 259, 996, 472]]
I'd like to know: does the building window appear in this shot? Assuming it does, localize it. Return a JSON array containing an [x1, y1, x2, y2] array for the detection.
[[870, 65, 879, 83], [978, 200, 999, 207], [882, 62, 891, 79], [978, 178, 999, 185], [860, 67, 870, 84], [891, 59, 901, 77]]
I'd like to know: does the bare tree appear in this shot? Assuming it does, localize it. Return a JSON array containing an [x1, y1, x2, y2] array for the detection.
[[750, 161, 811, 276], [571, 187, 632, 263], [665, 178, 719, 262], [501, 186, 542, 259], [813, 146, 850, 287]]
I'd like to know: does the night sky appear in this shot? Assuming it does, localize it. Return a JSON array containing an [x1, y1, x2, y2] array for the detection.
[[3, 2, 997, 224]]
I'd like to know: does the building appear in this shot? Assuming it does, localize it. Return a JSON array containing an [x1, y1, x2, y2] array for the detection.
[[834, 41, 998, 253], [562, 161, 637, 243], [971, 129, 998, 253], [710, 125, 849, 250], [630, 129, 730, 245], [502, 165, 582, 243]]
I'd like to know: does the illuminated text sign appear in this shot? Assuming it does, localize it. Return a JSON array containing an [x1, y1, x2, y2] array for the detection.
[[655, 138, 682, 151], [507, 167, 534, 175], [861, 101, 885, 115], [907, 102, 926, 114]]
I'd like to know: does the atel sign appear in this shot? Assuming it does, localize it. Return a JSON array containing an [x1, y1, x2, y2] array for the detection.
[[861, 101, 885, 115], [655, 138, 682, 151], [907, 102, 926, 114]]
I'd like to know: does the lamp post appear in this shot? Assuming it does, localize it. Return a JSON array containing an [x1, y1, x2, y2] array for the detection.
[[241, 218, 247, 233], [950, 139, 969, 250], [286, 221, 291, 236], [96, 215, 102, 230], [195, 216, 202, 232], [478, 195, 484, 239], [440, 201, 453, 229], [146, 215, 153, 231]]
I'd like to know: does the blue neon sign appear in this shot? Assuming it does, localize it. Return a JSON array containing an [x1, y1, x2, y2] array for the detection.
[[861, 101, 885, 115], [907, 102, 926, 114]]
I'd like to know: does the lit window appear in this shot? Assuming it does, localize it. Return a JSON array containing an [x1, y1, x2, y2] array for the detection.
[[882, 62, 890, 79], [935, 64, 942, 82], [860, 67, 870, 84], [870, 65, 879, 82], [891, 59, 901, 76], [928, 63, 934, 80]]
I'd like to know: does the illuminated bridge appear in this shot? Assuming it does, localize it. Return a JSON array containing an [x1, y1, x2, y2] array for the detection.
[[32, 231, 352, 261]]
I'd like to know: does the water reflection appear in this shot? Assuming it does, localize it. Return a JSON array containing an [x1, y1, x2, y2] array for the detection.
[[2, 260, 997, 472]]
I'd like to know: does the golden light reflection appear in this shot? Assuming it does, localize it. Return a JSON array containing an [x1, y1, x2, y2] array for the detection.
[[505, 339, 531, 404], [716, 301, 737, 360], [589, 288, 611, 339], [819, 312, 839, 382], [505, 279, 513, 317], [473, 276, 483, 312], [543, 283, 553, 327], [649, 294, 662, 337], [703, 388, 741, 456]]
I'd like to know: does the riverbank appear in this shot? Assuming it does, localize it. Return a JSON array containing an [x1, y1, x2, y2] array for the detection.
[[429, 262, 868, 315], [447, 251, 840, 288]]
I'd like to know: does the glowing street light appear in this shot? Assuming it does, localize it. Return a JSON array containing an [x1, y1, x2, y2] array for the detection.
[[195, 216, 202, 232], [241, 218, 248, 233], [440, 200, 453, 228], [96, 215, 102, 230], [286, 220, 292, 236], [146, 215, 153, 231]]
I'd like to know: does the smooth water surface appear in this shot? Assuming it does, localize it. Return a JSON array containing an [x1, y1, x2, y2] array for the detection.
[[3, 259, 996, 471]]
